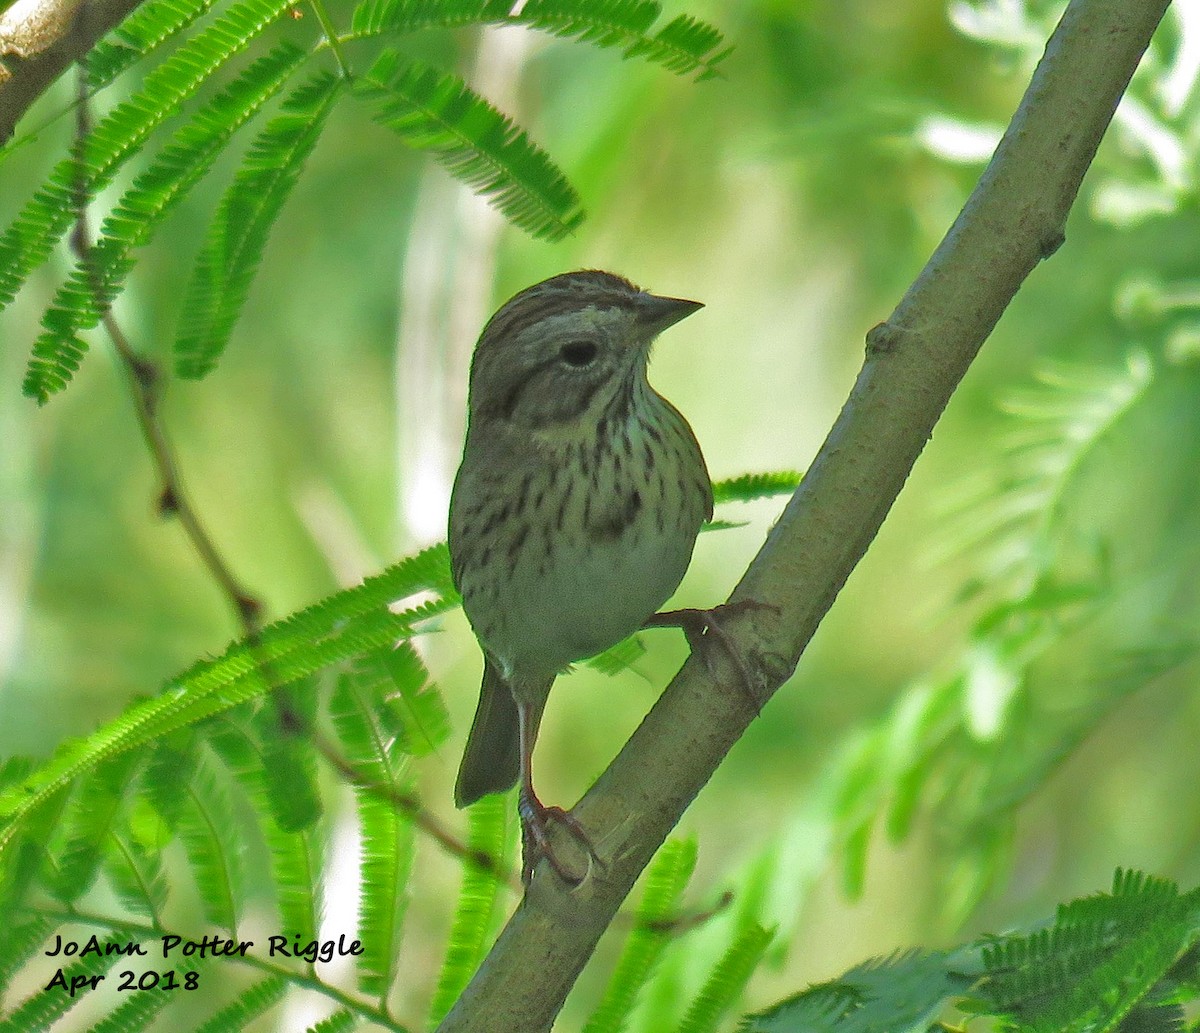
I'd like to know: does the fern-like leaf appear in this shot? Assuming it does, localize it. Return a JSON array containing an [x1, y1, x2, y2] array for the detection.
[[711, 471, 802, 506], [176, 72, 345, 379], [27, 43, 308, 402], [355, 50, 584, 241], [583, 838, 698, 1033], [426, 795, 511, 1025], [177, 753, 245, 933], [677, 924, 773, 1033], [105, 825, 171, 923], [207, 716, 325, 941], [43, 751, 143, 903], [188, 976, 288, 1033], [0, 545, 455, 861], [345, 0, 730, 81], [586, 634, 648, 676], [305, 1010, 358, 1033], [86, 0, 221, 90], [931, 353, 1153, 581], [514, 1, 730, 81], [975, 871, 1200, 1033], [0, 916, 55, 993], [348, 0, 509, 36], [0, 954, 117, 1033], [330, 666, 418, 1003], [82, 989, 172, 1033], [0, 0, 297, 329], [742, 948, 974, 1033]]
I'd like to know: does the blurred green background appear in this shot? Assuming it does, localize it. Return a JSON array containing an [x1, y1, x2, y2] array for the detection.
[[2, 0, 1199, 1028]]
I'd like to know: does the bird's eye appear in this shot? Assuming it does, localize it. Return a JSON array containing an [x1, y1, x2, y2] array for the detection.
[[559, 340, 599, 368]]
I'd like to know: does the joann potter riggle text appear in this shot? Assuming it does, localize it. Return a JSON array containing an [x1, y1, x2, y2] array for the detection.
[[45, 932, 365, 963]]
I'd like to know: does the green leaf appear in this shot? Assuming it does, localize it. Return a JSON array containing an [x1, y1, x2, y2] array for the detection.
[[87, 0, 222, 90], [305, 1011, 358, 1033], [43, 751, 143, 902], [584, 838, 698, 1033], [348, 0, 509, 36], [0, 953, 117, 1033], [355, 790, 416, 1003], [0, 917, 56, 994], [344, 0, 731, 82], [586, 634, 648, 677], [177, 754, 245, 932], [0, 544, 455, 862], [176, 72, 346, 379], [329, 665, 418, 1002], [677, 924, 773, 1033], [207, 716, 325, 941], [0, 0, 297, 326], [711, 471, 802, 506], [82, 989, 172, 1033], [742, 948, 975, 1033], [26, 42, 308, 402], [426, 795, 512, 1026], [105, 826, 171, 922], [355, 50, 585, 241], [513, 2, 731, 81], [975, 870, 1200, 1033], [188, 976, 288, 1033], [341, 642, 451, 759]]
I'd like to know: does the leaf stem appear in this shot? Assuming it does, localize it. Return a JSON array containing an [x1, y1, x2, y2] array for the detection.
[[307, 0, 352, 79]]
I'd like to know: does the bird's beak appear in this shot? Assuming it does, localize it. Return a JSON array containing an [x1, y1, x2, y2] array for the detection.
[[636, 292, 704, 334]]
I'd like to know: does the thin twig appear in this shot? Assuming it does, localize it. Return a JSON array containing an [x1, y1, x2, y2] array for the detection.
[[66, 63, 499, 885], [69, 68, 263, 630]]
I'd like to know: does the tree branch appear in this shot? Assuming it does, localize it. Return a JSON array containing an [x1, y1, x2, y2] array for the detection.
[[0, 0, 148, 143], [436, 1, 1172, 1030]]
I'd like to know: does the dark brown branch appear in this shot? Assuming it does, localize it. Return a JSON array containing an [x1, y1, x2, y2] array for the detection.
[[435, 2, 1174, 1030]]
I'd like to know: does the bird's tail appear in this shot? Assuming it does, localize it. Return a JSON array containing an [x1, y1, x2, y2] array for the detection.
[[454, 657, 522, 808]]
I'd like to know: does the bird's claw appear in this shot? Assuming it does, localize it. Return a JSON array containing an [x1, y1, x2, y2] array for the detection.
[[519, 791, 602, 886], [645, 600, 778, 713]]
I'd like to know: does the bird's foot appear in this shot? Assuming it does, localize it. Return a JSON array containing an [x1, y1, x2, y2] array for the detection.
[[644, 600, 778, 713], [518, 787, 602, 886]]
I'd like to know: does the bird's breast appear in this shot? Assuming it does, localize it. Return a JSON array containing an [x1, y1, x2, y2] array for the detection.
[[451, 404, 710, 680]]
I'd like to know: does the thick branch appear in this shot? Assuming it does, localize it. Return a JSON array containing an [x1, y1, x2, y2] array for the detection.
[[0, 0, 147, 143], [437, 1, 1172, 1030]]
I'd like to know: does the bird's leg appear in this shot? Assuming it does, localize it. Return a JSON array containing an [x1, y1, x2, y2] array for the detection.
[[643, 600, 778, 713], [515, 697, 602, 886]]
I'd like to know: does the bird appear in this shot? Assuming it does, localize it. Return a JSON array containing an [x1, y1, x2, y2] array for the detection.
[[448, 269, 718, 883]]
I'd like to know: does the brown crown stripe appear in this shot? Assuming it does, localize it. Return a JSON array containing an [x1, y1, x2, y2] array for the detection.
[[480, 271, 644, 344]]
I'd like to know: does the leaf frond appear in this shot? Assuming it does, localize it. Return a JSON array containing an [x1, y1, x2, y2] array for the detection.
[[44, 751, 144, 903], [514, 2, 731, 81], [355, 51, 584, 241], [711, 471, 803, 506], [0, 0, 298, 347], [677, 924, 773, 1033], [0, 545, 454, 860], [175, 72, 346, 379], [188, 976, 288, 1033], [426, 795, 511, 1025], [87, 0, 222, 90], [176, 752, 246, 933], [27, 42, 308, 402], [583, 838, 697, 1033], [348, 0, 509, 37]]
